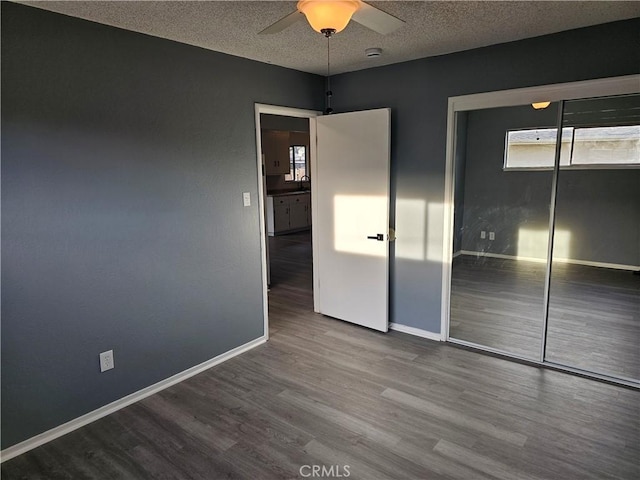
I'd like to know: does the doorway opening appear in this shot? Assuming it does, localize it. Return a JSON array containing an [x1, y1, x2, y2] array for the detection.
[[255, 105, 392, 336], [254, 104, 320, 339]]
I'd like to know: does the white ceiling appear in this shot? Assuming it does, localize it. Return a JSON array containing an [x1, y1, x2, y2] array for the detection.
[[18, 1, 640, 75]]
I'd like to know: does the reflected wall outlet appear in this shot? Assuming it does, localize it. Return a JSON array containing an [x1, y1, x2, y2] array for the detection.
[[480, 231, 486, 239], [99, 350, 114, 372], [489, 232, 495, 241]]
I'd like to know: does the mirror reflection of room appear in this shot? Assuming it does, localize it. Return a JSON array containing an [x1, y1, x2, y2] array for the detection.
[[450, 103, 558, 359], [546, 94, 640, 382], [450, 94, 639, 384]]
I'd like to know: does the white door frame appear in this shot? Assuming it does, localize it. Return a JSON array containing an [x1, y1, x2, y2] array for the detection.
[[254, 104, 321, 339], [441, 74, 640, 342]]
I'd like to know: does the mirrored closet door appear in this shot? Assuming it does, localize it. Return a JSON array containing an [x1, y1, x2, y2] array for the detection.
[[448, 90, 639, 386], [449, 103, 560, 360], [545, 94, 640, 382]]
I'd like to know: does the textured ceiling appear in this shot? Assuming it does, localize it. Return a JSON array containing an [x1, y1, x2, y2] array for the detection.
[[17, 1, 640, 75]]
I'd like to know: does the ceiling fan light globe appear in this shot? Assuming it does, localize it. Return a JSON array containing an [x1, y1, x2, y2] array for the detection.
[[297, 0, 360, 33]]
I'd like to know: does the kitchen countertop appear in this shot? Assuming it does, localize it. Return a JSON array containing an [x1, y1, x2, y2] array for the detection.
[[267, 190, 310, 197]]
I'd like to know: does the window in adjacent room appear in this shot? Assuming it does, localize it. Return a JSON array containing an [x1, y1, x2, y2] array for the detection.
[[285, 145, 308, 181]]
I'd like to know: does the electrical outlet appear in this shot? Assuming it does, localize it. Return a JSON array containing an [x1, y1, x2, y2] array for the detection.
[[242, 192, 251, 207], [99, 350, 114, 372], [480, 231, 486, 239], [489, 232, 495, 241]]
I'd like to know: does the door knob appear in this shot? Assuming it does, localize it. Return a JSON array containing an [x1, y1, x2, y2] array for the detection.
[[367, 234, 384, 241]]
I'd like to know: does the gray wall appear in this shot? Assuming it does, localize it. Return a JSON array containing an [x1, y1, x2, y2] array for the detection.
[[1, 2, 323, 449], [460, 104, 557, 256], [554, 170, 639, 266], [332, 18, 640, 332], [460, 104, 639, 267]]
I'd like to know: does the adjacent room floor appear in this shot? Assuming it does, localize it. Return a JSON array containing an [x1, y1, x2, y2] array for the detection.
[[2, 232, 639, 479]]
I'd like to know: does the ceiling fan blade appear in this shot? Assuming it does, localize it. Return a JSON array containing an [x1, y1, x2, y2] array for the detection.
[[259, 10, 303, 35], [352, 1, 405, 35]]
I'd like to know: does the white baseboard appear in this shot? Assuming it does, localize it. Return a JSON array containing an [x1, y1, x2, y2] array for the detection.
[[389, 323, 443, 341], [459, 250, 639, 271], [452, 251, 462, 258], [0, 336, 267, 463]]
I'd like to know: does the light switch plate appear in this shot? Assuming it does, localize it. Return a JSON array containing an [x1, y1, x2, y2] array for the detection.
[[243, 192, 251, 207]]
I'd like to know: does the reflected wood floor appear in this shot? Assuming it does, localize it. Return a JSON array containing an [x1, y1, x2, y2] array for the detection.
[[450, 255, 640, 380], [2, 232, 639, 479]]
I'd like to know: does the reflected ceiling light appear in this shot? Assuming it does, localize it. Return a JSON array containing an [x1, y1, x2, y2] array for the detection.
[[531, 101, 551, 110], [297, 0, 360, 34]]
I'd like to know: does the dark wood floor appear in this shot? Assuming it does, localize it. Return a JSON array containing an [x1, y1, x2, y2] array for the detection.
[[450, 255, 640, 381], [2, 232, 639, 479]]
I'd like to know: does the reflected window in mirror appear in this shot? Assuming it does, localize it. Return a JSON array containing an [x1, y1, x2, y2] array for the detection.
[[504, 125, 639, 169]]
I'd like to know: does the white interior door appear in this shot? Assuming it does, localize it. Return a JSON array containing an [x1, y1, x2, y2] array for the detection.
[[313, 108, 391, 332]]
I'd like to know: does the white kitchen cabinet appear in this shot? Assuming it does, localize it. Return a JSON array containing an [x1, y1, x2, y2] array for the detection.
[[288, 194, 310, 230], [273, 201, 290, 232], [261, 130, 290, 175], [266, 192, 311, 236]]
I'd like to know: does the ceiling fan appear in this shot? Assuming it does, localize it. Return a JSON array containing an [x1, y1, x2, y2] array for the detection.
[[259, 0, 405, 36]]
